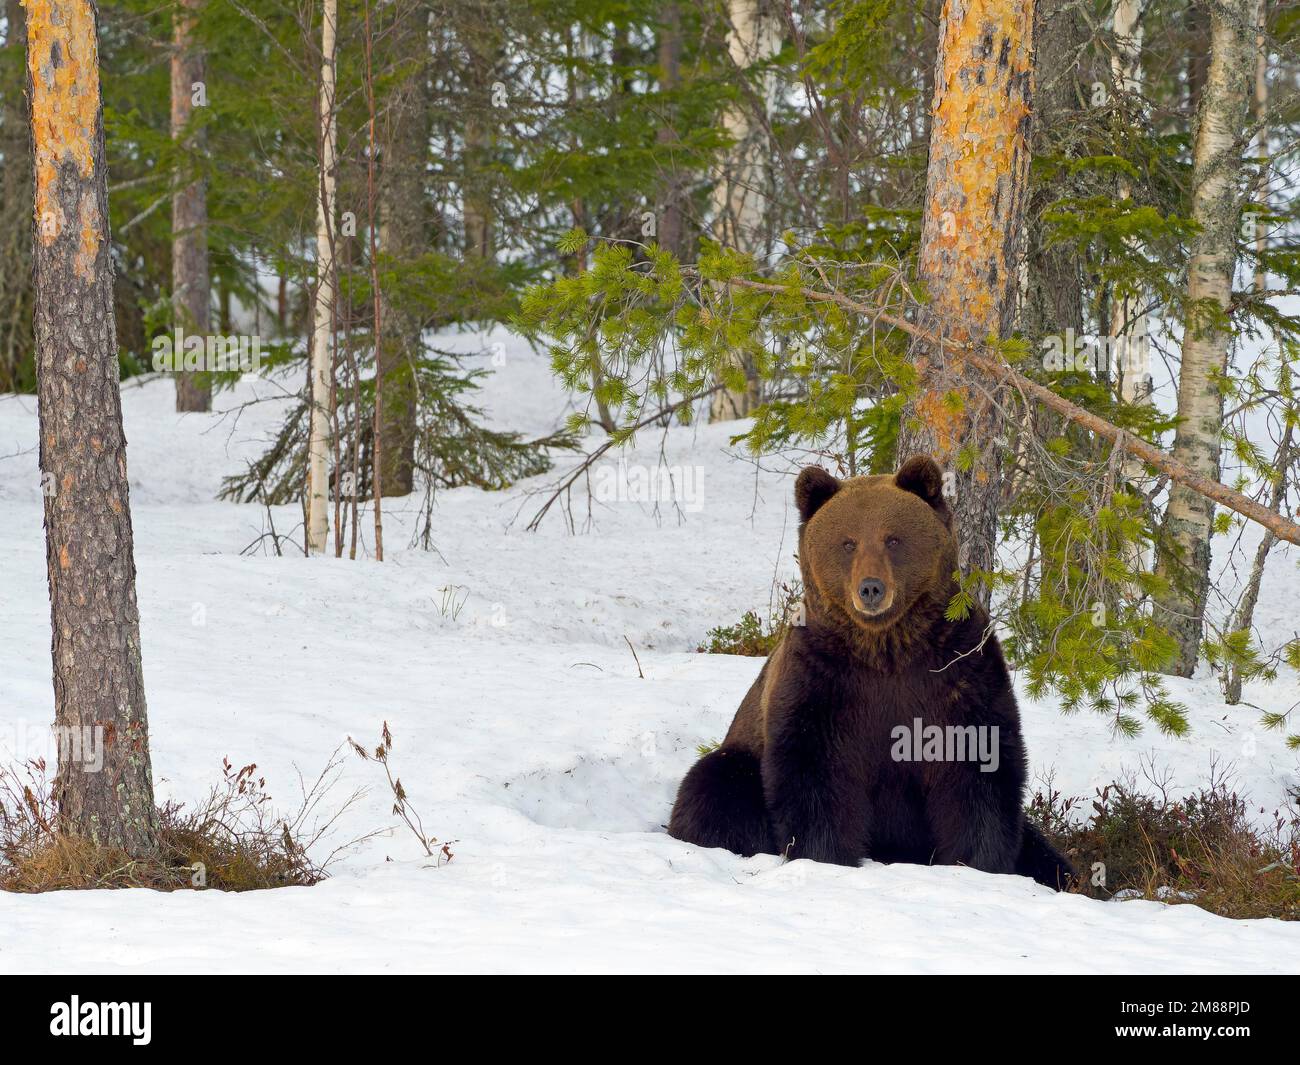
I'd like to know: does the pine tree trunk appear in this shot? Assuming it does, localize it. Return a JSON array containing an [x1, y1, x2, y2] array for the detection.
[[1107, 0, 1155, 591], [896, 0, 1036, 602], [708, 0, 781, 423], [462, 17, 496, 262], [1014, 0, 1083, 512], [375, 9, 429, 498], [306, 0, 338, 551], [27, 0, 158, 852], [1153, 0, 1260, 676], [655, 2, 685, 261], [1020, 0, 1084, 349], [171, 0, 210, 412]]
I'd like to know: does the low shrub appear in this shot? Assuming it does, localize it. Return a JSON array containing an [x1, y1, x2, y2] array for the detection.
[[1029, 768, 1300, 920], [699, 581, 803, 657], [0, 751, 363, 893]]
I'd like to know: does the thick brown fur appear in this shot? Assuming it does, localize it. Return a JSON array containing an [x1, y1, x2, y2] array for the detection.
[[668, 456, 1074, 890]]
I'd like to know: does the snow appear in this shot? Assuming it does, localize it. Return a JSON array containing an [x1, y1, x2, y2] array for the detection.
[[1, 326, 1299, 974]]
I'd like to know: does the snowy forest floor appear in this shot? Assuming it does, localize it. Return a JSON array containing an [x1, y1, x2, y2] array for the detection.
[[2, 328, 1300, 973]]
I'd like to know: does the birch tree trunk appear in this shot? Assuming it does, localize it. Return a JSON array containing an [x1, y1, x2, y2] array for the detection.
[[896, 0, 1036, 602], [1110, 0, 1149, 417], [1153, 0, 1260, 676], [27, 0, 158, 852], [306, 0, 337, 552], [709, 0, 781, 423], [171, 0, 210, 413]]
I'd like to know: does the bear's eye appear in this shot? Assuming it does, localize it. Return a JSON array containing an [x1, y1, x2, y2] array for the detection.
[[842, 538, 857, 552], [885, 535, 902, 549]]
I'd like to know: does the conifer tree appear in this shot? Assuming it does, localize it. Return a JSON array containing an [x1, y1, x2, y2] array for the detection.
[[27, 0, 158, 851]]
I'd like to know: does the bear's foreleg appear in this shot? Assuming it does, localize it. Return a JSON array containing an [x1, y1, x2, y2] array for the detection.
[[925, 762, 1023, 875], [667, 747, 775, 857], [762, 712, 868, 867]]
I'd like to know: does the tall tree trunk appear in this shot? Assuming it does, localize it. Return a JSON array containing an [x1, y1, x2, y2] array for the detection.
[[1153, 0, 1260, 676], [1020, 0, 1084, 349], [564, 25, 616, 434], [363, 0, 385, 559], [27, 0, 158, 852], [1108, 0, 1154, 591], [1110, 0, 1150, 417], [1252, 0, 1268, 293], [709, 0, 781, 423], [306, 0, 338, 552], [0, 0, 34, 393], [896, 0, 1036, 604], [655, 2, 685, 261], [462, 14, 495, 262], [375, 6, 429, 498], [171, 0, 210, 412]]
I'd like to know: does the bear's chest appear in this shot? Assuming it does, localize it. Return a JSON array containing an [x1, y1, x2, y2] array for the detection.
[[820, 667, 963, 784], [837, 667, 956, 730]]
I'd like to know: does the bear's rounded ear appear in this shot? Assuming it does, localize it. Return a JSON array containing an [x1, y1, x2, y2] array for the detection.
[[795, 466, 840, 523], [894, 454, 944, 505], [894, 455, 952, 527]]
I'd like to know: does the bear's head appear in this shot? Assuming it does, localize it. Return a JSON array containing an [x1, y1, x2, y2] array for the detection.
[[794, 455, 957, 635]]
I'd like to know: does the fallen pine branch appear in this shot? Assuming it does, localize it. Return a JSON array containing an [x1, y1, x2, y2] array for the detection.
[[728, 276, 1300, 547]]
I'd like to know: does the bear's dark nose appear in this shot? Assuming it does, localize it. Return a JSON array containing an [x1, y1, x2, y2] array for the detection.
[[858, 577, 886, 609]]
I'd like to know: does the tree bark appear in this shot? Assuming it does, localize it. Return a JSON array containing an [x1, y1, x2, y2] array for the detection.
[[1020, 0, 1084, 349], [1252, 0, 1268, 293], [171, 0, 210, 412], [896, 0, 1036, 602], [1110, 0, 1150, 415], [462, 15, 495, 262], [709, 0, 781, 423], [1153, 0, 1260, 676], [375, 6, 430, 497], [655, 2, 686, 261], [363, 0, 385, 559], [27, 0, 158, 852], [306, 0, 338, 551]]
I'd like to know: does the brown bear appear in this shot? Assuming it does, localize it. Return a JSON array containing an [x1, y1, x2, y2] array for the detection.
[[668, 455, 1073, 889]]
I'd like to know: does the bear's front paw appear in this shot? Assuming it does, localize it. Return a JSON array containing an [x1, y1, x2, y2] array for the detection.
[[775, 828, 861, 867]]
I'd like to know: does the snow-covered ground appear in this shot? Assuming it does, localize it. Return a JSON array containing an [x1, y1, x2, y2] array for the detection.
[[1, 327, 1299, 974]]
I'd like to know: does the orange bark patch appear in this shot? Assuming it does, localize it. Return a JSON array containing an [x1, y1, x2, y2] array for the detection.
[[913, 389, 967, 458], [75, 189, 101, 281], [921, 0, 1033, 338], [58, 543, 69, 570], [23, 0, 104, 251]]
